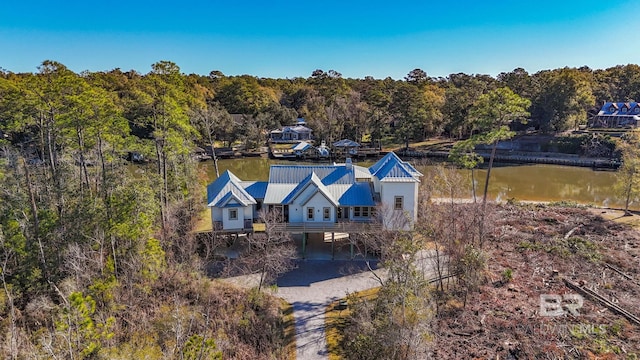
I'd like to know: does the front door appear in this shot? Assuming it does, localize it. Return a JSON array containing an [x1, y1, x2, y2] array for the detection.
[[337, 207, 349, 221]]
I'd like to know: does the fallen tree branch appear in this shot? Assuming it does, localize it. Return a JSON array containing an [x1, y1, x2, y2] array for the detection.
[[562, 277, 640, 326], [604, 263, 640, 287]]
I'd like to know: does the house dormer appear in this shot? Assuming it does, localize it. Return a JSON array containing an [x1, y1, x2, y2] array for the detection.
[[620, 103, 629, 114]]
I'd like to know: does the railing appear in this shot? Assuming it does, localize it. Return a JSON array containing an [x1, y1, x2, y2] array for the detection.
[[212, 220, 256, 233], [271, 221, 382, 233]]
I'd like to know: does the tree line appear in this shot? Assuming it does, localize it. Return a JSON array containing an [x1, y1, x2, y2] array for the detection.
[[212, 64, 639, 146], [3, 62, 640, 153]]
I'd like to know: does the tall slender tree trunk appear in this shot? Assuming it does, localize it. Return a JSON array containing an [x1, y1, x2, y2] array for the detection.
[[76, 127, 91, 196], [155, 138, 166, 230], [471, 168, 477, 203], [208, 134, 220, 178], [479, 141, 498, 247], [98, 135, 118, 277], [22, 158, 49, 282], [0, 265, 17, 360]]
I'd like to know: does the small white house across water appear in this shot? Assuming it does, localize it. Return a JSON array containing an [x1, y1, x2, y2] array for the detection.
[[206, 152, 421, 256]]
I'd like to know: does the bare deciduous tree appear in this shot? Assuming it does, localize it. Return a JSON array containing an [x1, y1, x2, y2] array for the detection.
[[227, 209, 296, 292]]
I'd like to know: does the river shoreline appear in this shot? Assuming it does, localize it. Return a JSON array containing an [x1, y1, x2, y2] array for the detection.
[[397, 149, 621, 170], [210, 147, 621, 170]]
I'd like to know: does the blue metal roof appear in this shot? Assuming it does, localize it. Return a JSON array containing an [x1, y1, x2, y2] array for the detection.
[[321, 166, 352, 185], [268, 165, 351, 184], [215, 191, 249, 207], [401, 161, 423, 177], [375, 159, 416, 182], [369, 152, 395, 175], [281, 173, 314, 204], [291, 141, 312, 151], [207, 170, 257, 207], [241, 181, 268, 199], [369, 152, 420, 182], [333, 139, 360, 147], [599, 102, 640, 115], [337, 183, 376, 206], [281, 173, 339, 206]]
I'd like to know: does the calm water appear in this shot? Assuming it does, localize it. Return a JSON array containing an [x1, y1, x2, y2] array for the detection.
[[201, 158, 633, 210]]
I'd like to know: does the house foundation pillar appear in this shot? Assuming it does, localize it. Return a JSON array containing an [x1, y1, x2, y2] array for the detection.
[[302, 233, 307, 259], [331, 232, 335, 260], [350, 237, 354, 259]]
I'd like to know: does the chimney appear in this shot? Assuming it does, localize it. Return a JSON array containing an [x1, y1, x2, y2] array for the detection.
[[346, 157, 354, 182]]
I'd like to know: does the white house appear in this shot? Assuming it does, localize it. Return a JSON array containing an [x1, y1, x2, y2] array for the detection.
[[206, 152, 421, 233], [269, 119, 313, 143]]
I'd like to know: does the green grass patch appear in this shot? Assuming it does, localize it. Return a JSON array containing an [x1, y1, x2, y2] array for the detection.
[[325, 287, 380, 360], [279, 300, 296, 360], [192, 208, 213, 233], [517, 236, 601, 262], [271, 143, 295, 150]]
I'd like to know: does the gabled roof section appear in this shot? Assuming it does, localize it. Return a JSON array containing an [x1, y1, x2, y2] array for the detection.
[[241, 181, 268, 200], [599, 102, 640, 116], [207, 170, 257, 207], [215, 190, 249, 207], [281, 172, 339, 207], [401, 161, 423, 177], [369, 152, 422, 182], [268, 165, 350, 184]]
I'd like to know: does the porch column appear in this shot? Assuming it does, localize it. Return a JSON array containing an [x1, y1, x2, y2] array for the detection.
[[331, 232, 335, 260], [302, 232, 307, 259], [350, 237, 354, 259]]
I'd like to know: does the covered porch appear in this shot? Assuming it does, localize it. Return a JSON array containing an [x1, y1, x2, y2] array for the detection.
[[291, 232, 380, 260]]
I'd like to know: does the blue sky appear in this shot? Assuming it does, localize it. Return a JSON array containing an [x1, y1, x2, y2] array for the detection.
[[1, 0, 638, 79]]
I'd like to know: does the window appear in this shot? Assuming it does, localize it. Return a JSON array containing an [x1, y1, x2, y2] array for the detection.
[[354, 206, 361, 217], [229, 209, 238, 220], [394, 196, 404, 210], [635, 107, 640, 114], [323, 207, 330, 221], [307, 207, 314, 220], [362, 207, 370, 217], [621, 107, 627, 113]]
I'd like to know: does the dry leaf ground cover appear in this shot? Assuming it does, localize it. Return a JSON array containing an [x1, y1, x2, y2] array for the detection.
[[432, 203, 640, 359]]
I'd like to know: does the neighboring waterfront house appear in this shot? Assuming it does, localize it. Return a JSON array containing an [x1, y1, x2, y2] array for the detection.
[[590, 102, 640, 128], [206, 152, 422, 233], [269, 118, 313, 143]]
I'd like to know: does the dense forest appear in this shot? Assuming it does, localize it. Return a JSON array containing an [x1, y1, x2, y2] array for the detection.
[[3, 62, 640, 151], [0, 60, 639, 358]]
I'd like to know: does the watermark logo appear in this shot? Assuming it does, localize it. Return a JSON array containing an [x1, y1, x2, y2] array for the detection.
[[540, 294, 583, 317]]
